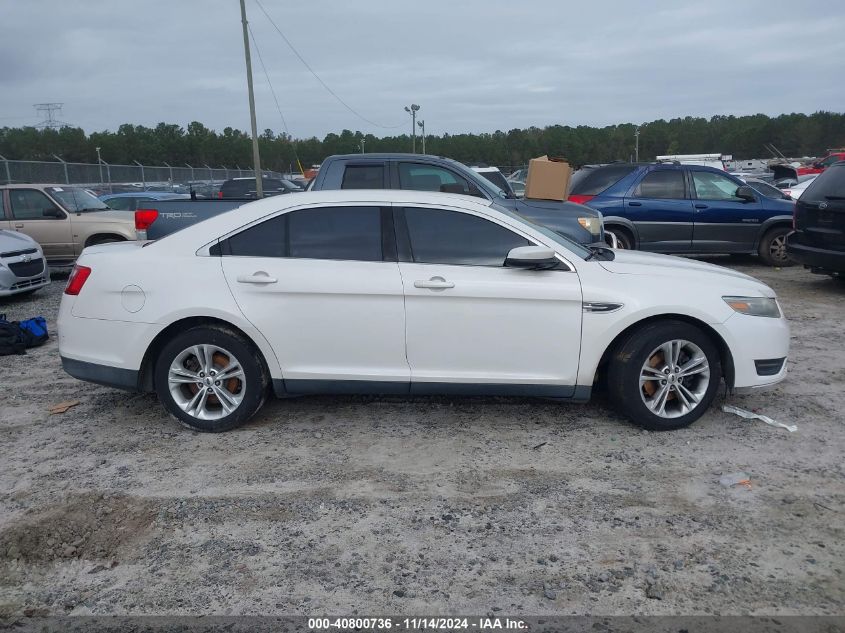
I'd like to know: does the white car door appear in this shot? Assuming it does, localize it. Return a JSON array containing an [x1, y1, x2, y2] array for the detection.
[[220, 204, 410, 392], [396, 205, 583, 395]]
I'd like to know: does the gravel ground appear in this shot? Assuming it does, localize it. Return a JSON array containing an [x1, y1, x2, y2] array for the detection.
[[0, 259, 843, 617]]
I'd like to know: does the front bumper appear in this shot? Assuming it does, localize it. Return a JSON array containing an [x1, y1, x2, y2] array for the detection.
[[0, 260, 51, 297], [786, 233, 845, 274], [712, 311, 790, 390]]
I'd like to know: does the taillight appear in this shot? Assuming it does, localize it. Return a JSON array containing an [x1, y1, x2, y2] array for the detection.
[[135, 209, 159, 231], [217, 191, 223, 198], [65, 265, 92, 296], [567, 194, 595, 205]]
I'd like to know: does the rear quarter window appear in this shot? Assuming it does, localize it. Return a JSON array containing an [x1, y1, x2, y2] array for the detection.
[[570, 165, 638, 196], [800, 165, 845, 204]]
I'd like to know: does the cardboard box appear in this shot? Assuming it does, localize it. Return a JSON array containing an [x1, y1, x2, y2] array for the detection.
[[524, 155, 572, 201]]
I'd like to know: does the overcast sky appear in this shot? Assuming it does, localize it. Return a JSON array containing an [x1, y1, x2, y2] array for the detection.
[[2, 1, 844, 139]]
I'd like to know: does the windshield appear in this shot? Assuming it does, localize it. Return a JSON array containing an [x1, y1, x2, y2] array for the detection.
[[493, 203, 592, 260], [47, 186, 110, 212]]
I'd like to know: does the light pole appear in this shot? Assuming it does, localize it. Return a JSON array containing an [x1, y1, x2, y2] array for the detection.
[[634, 126, 640, 162], [239, 0, 263, 198], [358, 138, 366, 154], [404, 104, 420, 153], [417, 120, 426, 154], [95, 146, 103, 184]]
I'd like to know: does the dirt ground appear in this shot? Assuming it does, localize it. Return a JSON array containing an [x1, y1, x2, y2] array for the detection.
[[0, 257, 843, 617]]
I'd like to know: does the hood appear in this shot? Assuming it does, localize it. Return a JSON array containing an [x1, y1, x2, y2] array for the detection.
[[517, 198, 598, 215], [75, 209, 135, 223], [599, 250, 775, 297], [0, 229, 40, 253]]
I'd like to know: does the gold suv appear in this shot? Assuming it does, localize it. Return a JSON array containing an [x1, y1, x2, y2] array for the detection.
[[0, 184, 136, 267]]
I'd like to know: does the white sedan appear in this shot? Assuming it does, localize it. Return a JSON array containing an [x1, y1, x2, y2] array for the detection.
[[57, 190, 789, 432]]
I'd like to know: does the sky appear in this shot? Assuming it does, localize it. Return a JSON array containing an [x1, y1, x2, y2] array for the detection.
[[1, 0, 844, 140]]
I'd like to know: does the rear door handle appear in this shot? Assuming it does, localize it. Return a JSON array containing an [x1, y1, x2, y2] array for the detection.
[[695, 204, 708, 209], [627, 201, 642, 207], [237, 272, 278, 285], [414, 277, 454, 290]]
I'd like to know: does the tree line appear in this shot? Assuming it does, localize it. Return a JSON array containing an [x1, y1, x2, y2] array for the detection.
[[2, 111, 843, 172]]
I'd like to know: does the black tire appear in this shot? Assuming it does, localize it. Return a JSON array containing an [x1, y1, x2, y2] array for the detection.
[[757, 226, 795, 267], [607, 320, 722, 431], [154, 326, 268, 432], [611, 227, 634, 250]]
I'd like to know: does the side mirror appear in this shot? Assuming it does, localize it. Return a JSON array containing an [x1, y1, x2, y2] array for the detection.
[[735, 185, 756, 202], [42, 207, 63, 218], [505, 245, 559, 270]]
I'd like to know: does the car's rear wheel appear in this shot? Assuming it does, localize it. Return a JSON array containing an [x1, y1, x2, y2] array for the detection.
[[154, 326, 268, 432], [607, 320, 722, 431], [610, 227, 634, 250], [758, 226, 794, 266]]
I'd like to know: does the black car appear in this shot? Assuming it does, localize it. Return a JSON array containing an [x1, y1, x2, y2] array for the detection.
[[786, 161, 845, 278], [218, 177, 303, 199]]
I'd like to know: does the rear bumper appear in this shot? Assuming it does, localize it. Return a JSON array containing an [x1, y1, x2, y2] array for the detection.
[[61, 356, 140, 391], [786, 233, 845, 274]]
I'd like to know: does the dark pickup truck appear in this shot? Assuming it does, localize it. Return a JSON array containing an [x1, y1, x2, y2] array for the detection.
[[136, 153, 605, 245]]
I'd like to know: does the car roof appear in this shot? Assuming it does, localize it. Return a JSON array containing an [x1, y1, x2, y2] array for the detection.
[[100, 192, 186, 199]]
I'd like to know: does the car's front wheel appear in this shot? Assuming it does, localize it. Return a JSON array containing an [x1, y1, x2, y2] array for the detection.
[[154, 326, 268, 432], [607, 320, 722, 430]]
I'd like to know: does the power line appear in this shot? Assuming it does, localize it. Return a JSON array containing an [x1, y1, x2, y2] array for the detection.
[[251, 0, 405, 130]]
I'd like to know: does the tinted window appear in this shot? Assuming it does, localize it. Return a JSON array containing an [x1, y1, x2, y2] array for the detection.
[[9, 189, 62, 220], [635, 170, 685, 199], [799, 165, 845, 204], [341, 164, 385, 189], [691, 171, 743, 201], [569, 164, 638, 196], [289, 206, 382, 261], [746, 180, 785, 199], [404, 207, 529, 266], [227, 214, 287, 257], [220, 179, 285, 199], [399, 163, 473, 195]]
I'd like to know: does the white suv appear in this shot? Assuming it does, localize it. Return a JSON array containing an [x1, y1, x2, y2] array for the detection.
[[58, 190, 789, 432]]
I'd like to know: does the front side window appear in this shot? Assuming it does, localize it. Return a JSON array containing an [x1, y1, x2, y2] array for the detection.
[[223, 206, 382, 262], [635, 170, 685, 199], [341, 164, 385, 189], [691, 171, 743, 201], [399, 163, 473, 195], [403, 207, 529, 266], [9, 189, 63, 220]]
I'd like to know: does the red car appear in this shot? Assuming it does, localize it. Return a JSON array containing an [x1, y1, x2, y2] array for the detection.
[[797, 151, 845, 176]]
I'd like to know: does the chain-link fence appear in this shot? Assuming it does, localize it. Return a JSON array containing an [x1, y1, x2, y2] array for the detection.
[[0, 157, 284, 190]]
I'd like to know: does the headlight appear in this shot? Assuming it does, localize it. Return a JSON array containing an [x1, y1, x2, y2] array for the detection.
[[578, 216, 602, 236], [723, 296, 781, 318]]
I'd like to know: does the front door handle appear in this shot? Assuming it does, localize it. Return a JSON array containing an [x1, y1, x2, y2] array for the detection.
[[237, 271, 278, 285], [695, 204, 709, 209], [627, 201, 642, 207], [14, 223, 24, 228], [414, 276, 454, 290]]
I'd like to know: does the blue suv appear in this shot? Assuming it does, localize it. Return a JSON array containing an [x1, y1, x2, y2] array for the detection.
[[568, 163, 795, 265]]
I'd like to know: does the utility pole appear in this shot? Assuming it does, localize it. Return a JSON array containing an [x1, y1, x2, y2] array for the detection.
[[240, 0, 263, 197], [417, 120, 426, 154], [405, 104, 420, 153], [359, 138, 366, 154], [634, 126, 640, 162]]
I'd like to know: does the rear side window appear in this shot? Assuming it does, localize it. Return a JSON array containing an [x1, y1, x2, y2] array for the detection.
[[635, 170, 686, 199], [223, 206, 383, 262], [341, 164, 386, 189], [403, 207, 529, 266], [399, 163, 473, 195], [9, 189, 62, 220], [799, 165, 845, 204], [569, 164, 637, 196]]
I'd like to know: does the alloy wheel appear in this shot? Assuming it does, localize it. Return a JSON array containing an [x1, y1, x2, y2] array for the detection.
[[168, 344, 245, 420], [639, 339, 710, 419]]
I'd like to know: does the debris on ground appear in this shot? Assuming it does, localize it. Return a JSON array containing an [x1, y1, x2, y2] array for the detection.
[[722, 405, 797, 432], [719, 472, 752, 489], [48, 400, 80, 415]]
